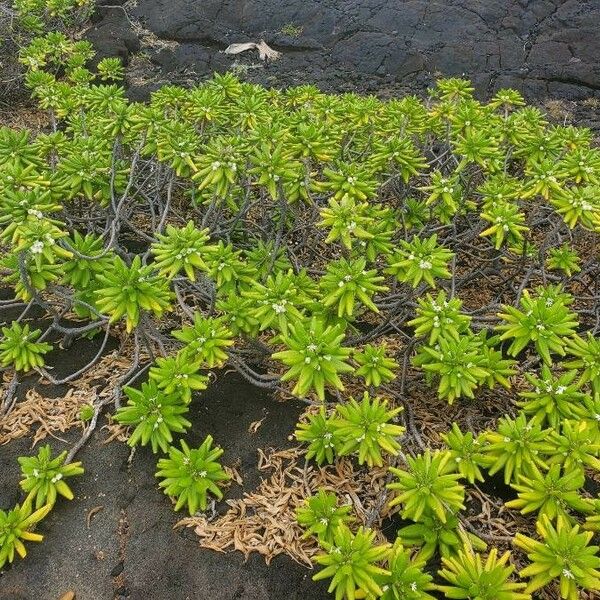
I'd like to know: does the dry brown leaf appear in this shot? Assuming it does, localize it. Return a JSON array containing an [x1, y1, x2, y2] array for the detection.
[[86, 506, 104, 528], [185, 446, 389, 567], [0, 349, 134, 445], [248, 417, 266, 434]]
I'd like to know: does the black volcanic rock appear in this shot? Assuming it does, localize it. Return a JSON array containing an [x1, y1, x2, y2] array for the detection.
[[86, 0, 600, 99]]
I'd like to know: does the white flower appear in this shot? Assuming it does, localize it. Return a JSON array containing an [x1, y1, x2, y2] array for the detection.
[[30, 240, 44, 254]]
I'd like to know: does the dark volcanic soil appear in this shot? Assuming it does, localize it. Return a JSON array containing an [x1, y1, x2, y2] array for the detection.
[[0, 362, 330, 600], [87, 0, 600, 101]]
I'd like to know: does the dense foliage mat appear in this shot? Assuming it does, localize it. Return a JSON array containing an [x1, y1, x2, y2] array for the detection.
[[1, 5, 600, 599]]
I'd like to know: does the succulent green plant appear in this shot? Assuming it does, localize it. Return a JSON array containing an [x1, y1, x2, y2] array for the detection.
[[398, 512, 486, 562], [61, 231, 114, 289], [550, 185, 600, 231], [335, 392, 404, 467], [156, 436, 229, 515], [506, 464, 593, 522], [203, 240, 256, 294], [547, 419, 600, 475], [388, 450, 465, 523], [419, 171, 463, 223], [296, 490, 353, 544], [313, 525, 391, 600], [319, 196, 373, 250], [148, 352, 209, 403], [243, 270, 308, 334], [18, 445, 84, 509], [546, 244, 581, 277], [496, 287, 578, 364], [173, 313, 234, 368], [489, 88, 525, 111], [96, 57, 124, 81], [114, 380, 191, 453], [385, 234, 453, 288], [249, 141, 303, 200], [56, 136, 127, 204], [95, 255, 173, 332], [564, 333, 600, 398], [441, 422, 488, 483], [294, 408, 343, 465], [244, 240, 292, 279], [216, 293, 260, 336], [153, 120, 200, 177], [319, 257, 387, 318], [0, 321, 52, 372], [482, 413, 554, 484], [477, 331, 517, 390], [353, 343, 398, 387], [438, 541, 530, 600], [272, 317, 354, 401], [1, 251, 63, 301], [151, 222, 213, 281], [518, 366, 588, 428], [408, 290, 471, 345], [378, 540, 437, 600], [515, 515, 600, 600], [370, 136, 429, 181], [480, 201, 528, 249], [0, 501, 52, 569], [557, 147, 600, 184], [8, 51, 600, 599], [192, 136, 243, 198], [412, 333, 490, 403], [433, 77, 475, 101], [314, 162, 378, 203]]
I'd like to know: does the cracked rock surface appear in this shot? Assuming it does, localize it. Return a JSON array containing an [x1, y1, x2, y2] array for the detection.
[[88, 0, 600, 99]]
